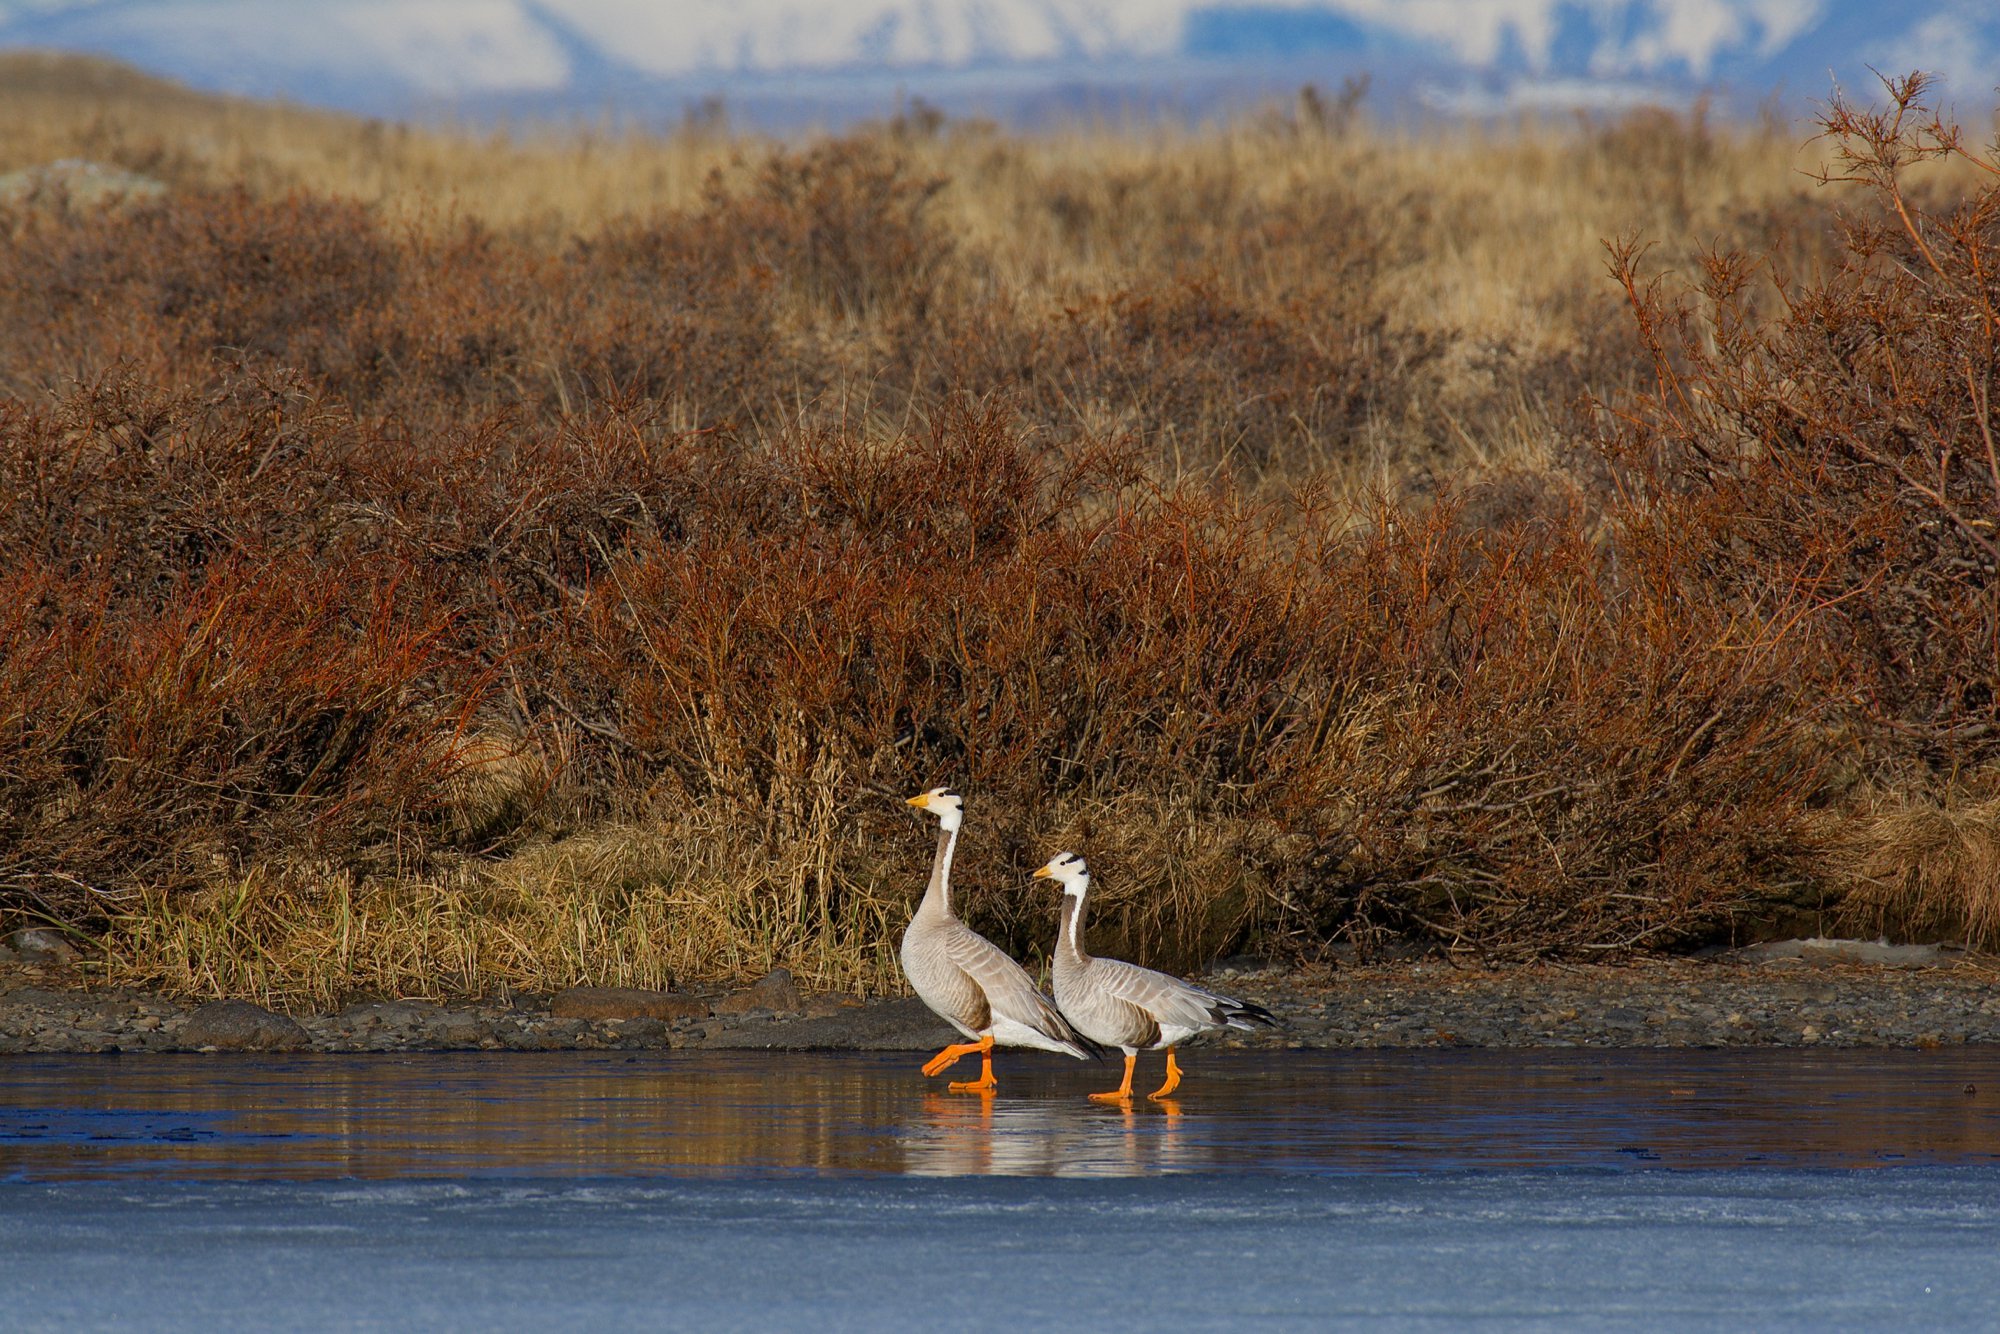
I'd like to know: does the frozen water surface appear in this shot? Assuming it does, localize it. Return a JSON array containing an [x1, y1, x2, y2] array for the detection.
[[4, 1049, 2000, 1329]]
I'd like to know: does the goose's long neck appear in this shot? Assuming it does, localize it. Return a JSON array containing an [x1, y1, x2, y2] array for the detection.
[[1057, 883, 1091, 964], [918, 824, 958, 919]]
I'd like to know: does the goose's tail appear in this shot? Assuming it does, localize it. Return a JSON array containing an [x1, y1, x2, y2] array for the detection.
[[1211, 995, 1281, 1031]]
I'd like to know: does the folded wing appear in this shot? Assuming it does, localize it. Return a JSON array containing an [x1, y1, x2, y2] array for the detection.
[[941, 922, 1091, 1057], [1089, 957, 1279, 1041]]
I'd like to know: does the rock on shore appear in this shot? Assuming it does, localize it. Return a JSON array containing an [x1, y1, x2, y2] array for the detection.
[[178, 1000, 310, 1052], [1, 949, 1996, 1055]]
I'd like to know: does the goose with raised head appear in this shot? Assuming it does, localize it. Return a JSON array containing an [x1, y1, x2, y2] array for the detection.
[[1034, 850, 1279, 1102], [901, 789, 1091, 1092]]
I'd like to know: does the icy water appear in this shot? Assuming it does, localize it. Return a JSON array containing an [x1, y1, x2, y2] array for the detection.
[[5, 1050, 2000, 1330]]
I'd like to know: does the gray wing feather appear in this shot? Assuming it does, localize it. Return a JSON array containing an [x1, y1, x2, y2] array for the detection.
[[1054, 958, 1160, 1049], [940, 924, 1086, 1048], [1081, 958, 1278, 1038], [1089, 958, 1236, 1033]]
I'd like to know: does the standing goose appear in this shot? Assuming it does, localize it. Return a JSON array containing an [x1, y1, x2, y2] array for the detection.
[[902, 788, 1091, 1092], [1034, 851, 1278, 1102]]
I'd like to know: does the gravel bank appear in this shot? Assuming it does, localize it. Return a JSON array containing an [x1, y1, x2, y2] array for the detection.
[[3, 944, 1996, 1056]]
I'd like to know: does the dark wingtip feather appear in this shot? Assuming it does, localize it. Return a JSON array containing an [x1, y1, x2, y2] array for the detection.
[[1219, 997, 1281, 1030]]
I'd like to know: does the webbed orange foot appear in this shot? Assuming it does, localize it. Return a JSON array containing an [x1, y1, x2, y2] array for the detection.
[[922, 1035, 992, 1079], [1148, 1050, 1184, 1100], [1089, 1052, 1138, 1104], [950, 1048, 997, 1092]]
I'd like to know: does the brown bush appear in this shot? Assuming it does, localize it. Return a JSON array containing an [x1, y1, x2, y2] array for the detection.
[[543, 400, 1829, 966], [0, 367, 1829, 974], [0, 189, 396, 396], [0, 551, 469, 918], [981, 276, 1426, 473], [1280, 498, 1829, 958], [726, 137, 952, 323], [918, 158, 1441, 476], [0, 191, 794, 431], [1606, 73, 2000, 775]]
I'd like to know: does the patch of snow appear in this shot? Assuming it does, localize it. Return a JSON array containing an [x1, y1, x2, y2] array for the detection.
[[532, 0, 1178, 77]]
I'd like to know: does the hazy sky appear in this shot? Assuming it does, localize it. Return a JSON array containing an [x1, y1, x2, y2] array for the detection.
[[0, 0, 1991, 115]]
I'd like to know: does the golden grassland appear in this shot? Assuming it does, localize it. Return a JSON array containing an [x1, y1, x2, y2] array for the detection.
[[1, 55, 1996, 1004], [0, 52, 1845, 488]]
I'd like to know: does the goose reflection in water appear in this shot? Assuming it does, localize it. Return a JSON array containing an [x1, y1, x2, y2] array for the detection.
[[10, 1049, 2000, 1183], [904, 1091, 1194, 1178]]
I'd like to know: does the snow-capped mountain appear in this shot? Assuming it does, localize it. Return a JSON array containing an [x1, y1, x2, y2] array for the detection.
[[0, 1, 1992, 123]]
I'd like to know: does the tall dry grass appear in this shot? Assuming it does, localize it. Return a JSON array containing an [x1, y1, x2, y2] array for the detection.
[[1826, 792, 2000, 948], [1, 55, 1995, 1001]]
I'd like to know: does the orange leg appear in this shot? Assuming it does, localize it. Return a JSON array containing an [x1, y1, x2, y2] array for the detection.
[[949, 1047, 997, 1093], [923, 1033, 993, 1078], [1149, 1049, 1183, 1100], [1090, 1052, 1137, 1103]]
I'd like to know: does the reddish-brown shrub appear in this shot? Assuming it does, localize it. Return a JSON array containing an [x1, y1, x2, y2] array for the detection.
[[0, 185, 793, 431], [1272, 498, 1830, 958], [0, 366, 1833, 965], [1606, 73, 2000, 775], [723, 136, 952, 322], [0, 188, 396, 395], [0, 551, 470, 918], [549, 400, 1828, 964]]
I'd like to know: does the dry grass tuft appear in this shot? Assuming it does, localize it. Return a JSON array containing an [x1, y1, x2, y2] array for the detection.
[[438, 729, 548, 849], [1828, 792, 2000, 948], [104, 813, 912, 1008]]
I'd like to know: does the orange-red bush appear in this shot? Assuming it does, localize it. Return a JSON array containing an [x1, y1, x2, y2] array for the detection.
[[0, 551, 467, 915], [1607, 73, 2000, 776], [0, 370, 1829, 960]]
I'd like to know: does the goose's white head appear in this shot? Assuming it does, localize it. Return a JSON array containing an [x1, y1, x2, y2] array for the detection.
[[1032, 850, 1089, 895], [905, 786, 965, 832]]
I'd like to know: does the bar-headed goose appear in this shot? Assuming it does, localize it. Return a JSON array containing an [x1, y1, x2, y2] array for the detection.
[[901, 789, 1090, 1091], [1034, 850, 1278, 1101]]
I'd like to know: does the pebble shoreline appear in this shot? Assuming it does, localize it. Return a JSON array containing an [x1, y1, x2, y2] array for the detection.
[[4, 941, 1998, 1056]]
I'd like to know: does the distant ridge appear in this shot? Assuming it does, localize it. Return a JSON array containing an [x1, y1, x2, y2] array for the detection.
[[0, 1, 1993, 126]]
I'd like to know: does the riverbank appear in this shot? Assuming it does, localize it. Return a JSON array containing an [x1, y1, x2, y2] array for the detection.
[[4, 942, 1996, 1055], [8, 67, 1999, 988]]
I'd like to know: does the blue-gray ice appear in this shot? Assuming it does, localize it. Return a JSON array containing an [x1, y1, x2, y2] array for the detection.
[[4, 1171, 1999, 1331], [6, 1049, 2000, 1329]]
